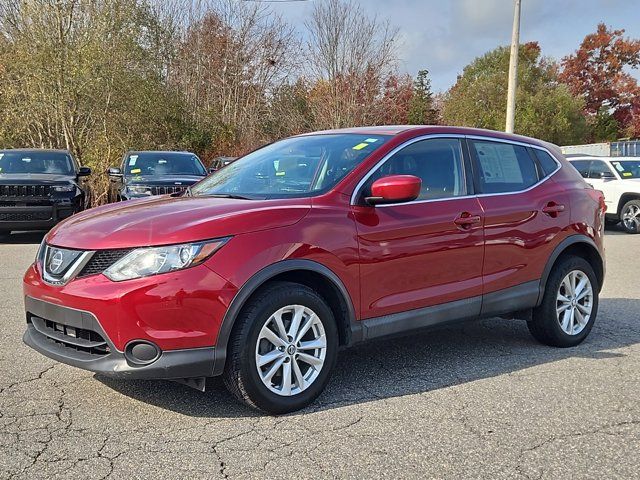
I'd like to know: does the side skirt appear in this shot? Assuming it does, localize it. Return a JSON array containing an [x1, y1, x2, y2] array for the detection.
[[355, 280, 541, 343]]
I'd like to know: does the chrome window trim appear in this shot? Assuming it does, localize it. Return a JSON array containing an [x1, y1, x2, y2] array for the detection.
[[42, 245, 95, 286], [350, 133, 562, 206]]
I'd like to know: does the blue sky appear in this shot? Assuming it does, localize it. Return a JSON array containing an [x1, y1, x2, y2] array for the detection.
[[270, 0, 640, 92]]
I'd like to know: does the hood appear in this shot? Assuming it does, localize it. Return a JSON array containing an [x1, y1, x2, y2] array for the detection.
[[0, 174, 75, 184], [124, 175, 205, 186], [46, 195, 311, 250]]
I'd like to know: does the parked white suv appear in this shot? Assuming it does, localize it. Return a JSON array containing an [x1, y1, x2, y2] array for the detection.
[[568, 156, 640, 233]]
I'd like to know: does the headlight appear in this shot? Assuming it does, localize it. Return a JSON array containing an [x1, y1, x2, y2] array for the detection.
[[53, 185, 75, 192], [103, 238, 229, 281], [128, 185, 151, 195]]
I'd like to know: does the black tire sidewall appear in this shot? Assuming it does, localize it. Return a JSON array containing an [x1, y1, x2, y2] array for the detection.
[[534, 256, 599, 347], [235, 284, 338, 414]]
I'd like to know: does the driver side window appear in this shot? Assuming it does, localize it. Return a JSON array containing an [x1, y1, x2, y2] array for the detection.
[[362, 138, 466, 202], [588, 160, 614, 179]]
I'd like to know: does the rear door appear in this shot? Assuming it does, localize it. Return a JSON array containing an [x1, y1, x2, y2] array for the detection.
[[353, 137, 485, 320], [468, 138, 570, 313]]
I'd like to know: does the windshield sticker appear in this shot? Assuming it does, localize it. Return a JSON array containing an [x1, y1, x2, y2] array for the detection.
[[130, 168, 141, 174], [352, 143, 369, 151], [623, 172, 633, 176], [158, 159, 167, 164], [276, 171, 286, 176], [273, 160, 280, 170], [128, 155, 138, 166], [364, 138, 378, 143], [613, 162, 624, 172], [22, 158, 31, 163]]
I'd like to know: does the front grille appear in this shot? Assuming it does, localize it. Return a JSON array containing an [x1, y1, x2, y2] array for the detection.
[[0, 211, 51, 221], [77, 248, 132, 278], [150, 185, 187, 195], [0, 184, 52, 197], [29, 315, 110, 356]]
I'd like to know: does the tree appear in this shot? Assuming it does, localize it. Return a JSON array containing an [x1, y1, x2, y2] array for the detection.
[[0, 0, 187, 204], [560, 23, 640, 139], [408, 70, 438, 125], [169, 0, 297, 155], [305, 0, 399, 129], [441, 42, 587, 145]]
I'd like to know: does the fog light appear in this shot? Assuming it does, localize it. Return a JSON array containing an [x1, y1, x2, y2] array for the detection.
[[125, 340, 161, 365]]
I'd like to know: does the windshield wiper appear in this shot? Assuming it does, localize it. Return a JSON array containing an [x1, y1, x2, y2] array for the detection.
[[207, 193, 256, 200]]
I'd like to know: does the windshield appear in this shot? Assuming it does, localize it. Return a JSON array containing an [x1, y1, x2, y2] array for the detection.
[[124, 152, 206, 176], [0, 151, 74, 175], [611, 160, 640, 179], [190, 134, 389, 199]]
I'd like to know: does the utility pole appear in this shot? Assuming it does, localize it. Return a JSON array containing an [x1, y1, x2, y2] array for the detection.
[[505, 0, 521, 133]]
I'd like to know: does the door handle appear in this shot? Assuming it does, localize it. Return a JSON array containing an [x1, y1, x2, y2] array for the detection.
[[454, 213, 482, 228], [542, 202, 565, 217]]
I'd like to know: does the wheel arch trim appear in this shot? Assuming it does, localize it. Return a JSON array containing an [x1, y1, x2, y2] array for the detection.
[[212, 259, 357, 376], [537, 234, 604, 305]]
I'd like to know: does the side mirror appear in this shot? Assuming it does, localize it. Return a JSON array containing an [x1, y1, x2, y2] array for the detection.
[[599, 171, 615, 180], [208, 167, 217, 174], [365, 175, 422, 205], [78, 166, 91, 177], [107, 167, 122, 177]]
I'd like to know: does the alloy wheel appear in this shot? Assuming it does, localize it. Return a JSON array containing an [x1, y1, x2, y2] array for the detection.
[[622, 204, 640, 231], [556, 270, 593, 336], [255, 305, 327, 396]]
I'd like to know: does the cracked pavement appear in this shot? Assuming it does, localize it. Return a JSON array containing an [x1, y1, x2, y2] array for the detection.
[[1, 229, 639, 479]]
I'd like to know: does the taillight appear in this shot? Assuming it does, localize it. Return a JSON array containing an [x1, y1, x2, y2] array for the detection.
[[587, 188, 606, 213]]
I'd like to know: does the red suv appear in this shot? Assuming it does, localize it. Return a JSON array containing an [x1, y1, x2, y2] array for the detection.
[[23, 126, 605, 414]]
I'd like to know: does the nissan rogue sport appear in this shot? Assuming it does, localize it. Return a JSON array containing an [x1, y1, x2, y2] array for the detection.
[[23, 126, 606, 414]]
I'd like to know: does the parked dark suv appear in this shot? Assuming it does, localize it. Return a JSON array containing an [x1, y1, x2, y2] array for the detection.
[[23, 126, 605, 414], [0, 149, 91, 235], [107, 151, 207, 202]]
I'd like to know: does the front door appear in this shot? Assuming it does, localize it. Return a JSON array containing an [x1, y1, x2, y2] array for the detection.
[[352, 137, 485, 320]]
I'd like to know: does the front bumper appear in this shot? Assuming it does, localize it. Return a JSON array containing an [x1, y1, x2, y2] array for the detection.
[[22, 296, 220, 379], [23, 260, 238, 378], [0, 204, 76, 230]]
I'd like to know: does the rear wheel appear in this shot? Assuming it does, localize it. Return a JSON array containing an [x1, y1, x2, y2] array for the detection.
[[621, 199, 640, 233], [528, 256, 599, 347], [223, 281, 338, 414]]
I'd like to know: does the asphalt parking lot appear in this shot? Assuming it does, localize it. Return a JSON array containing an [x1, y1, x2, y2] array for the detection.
[[1, 229, 638, 479]]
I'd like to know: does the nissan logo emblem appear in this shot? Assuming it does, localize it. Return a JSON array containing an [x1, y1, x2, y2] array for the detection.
[[49, 250, 64, 274]]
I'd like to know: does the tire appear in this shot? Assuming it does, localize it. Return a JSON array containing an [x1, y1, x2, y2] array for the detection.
[[620, 199, 640, 234], [223, 281, 338, 414], [528, 255, 599, 347]]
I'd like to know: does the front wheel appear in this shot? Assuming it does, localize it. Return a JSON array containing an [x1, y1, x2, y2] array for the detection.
[[528, 256, 599, 347], [223, 281, 338, 414], [621, 199, 640, 233]]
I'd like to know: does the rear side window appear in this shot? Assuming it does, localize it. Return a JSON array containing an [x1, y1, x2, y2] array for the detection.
[[533, 149, 559, 176], [470, 140, 539, 194], [570, 160, 590, 178], [587, 160, 614, 179]]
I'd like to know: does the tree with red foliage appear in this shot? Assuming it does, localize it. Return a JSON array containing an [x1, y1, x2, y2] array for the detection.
[[560, 23, 640, 139]]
